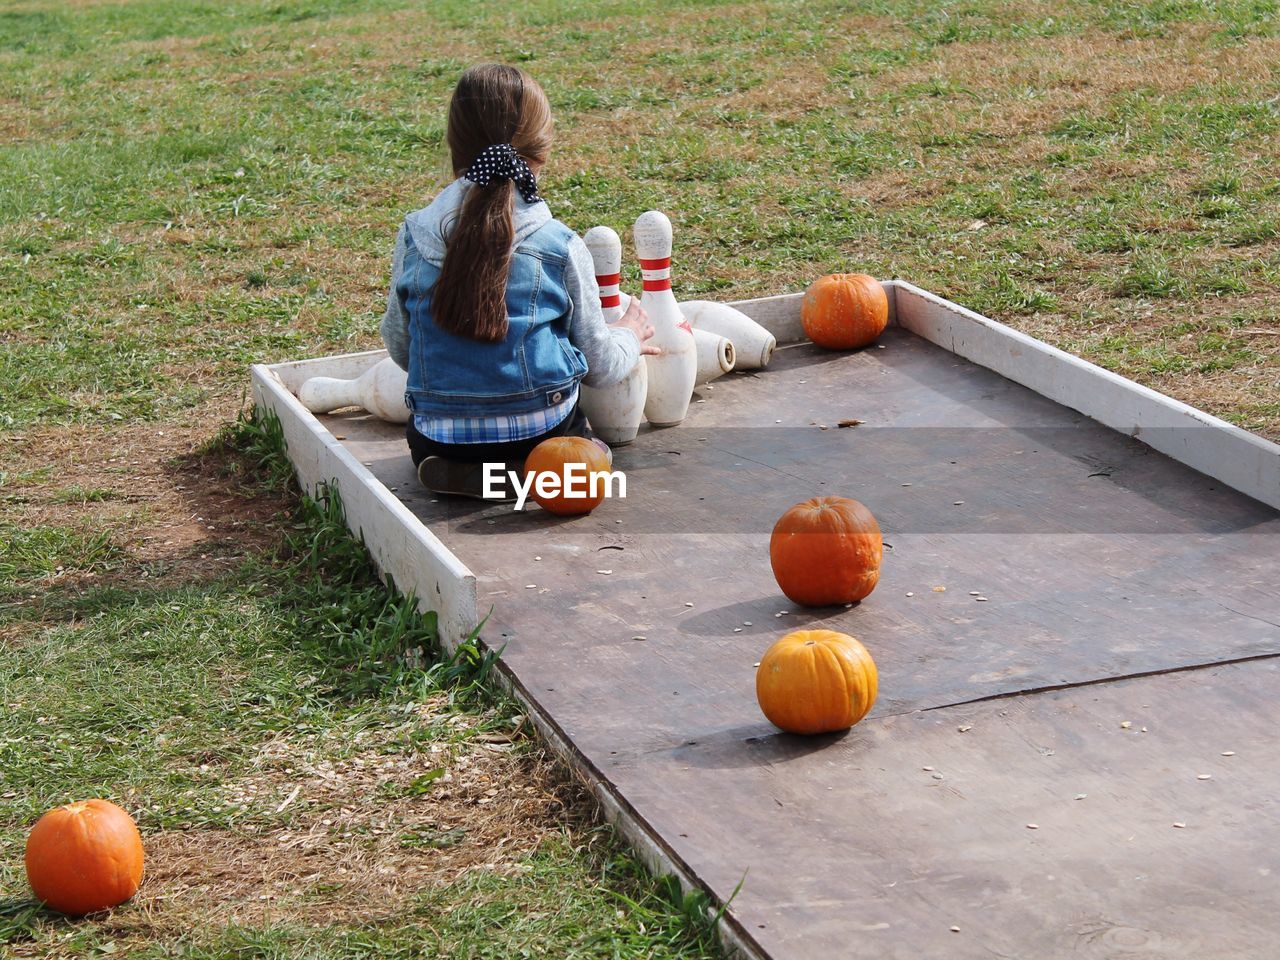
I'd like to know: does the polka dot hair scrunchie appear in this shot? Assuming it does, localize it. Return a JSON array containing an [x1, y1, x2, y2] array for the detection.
[[463, 143, 541, 203]]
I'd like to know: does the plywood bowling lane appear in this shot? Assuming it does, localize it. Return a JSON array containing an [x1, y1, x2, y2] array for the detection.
[[322, 326, 1280, 960]]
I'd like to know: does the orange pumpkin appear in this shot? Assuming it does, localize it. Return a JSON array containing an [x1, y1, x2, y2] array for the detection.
[[523, 436, 613, 515], [770, 496, 882, 606], [801, 273, 888, 349], [25, 799, 144, 916], [756, 630, 878, 734]]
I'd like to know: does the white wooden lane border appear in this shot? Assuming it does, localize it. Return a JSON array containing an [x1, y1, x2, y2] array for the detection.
[[249, 361, 479, 643], [885, 280, 1280, 511], [730, 283, 1280, 511]]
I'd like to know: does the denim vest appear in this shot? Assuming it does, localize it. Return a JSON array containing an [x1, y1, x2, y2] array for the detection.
[[399, 219, 588, 418]]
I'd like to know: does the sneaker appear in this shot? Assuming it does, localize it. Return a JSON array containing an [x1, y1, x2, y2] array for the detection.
[[417, 456, 517, 502]]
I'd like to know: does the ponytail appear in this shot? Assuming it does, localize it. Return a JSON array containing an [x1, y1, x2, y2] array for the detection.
[[431, 64, 553, 343], [432, 180, 515, 342]]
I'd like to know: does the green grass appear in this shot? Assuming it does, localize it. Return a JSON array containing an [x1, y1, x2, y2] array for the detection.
[[0, 527, 125, 586], [2, 0, 1277, 432], [0, 415, 725, 958]]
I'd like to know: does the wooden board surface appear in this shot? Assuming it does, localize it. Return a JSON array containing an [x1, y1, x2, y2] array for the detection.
[[319, 328, 1280, 959]]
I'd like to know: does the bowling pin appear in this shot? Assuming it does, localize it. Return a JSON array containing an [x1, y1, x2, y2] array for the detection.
[[298, 356, 409, 423], [692, 328, 735, 383], [578, 226, 648, 446], [679, 300, 776, 369], [634, 211, 697, 427]]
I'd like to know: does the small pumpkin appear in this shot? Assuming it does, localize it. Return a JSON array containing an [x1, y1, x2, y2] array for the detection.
[[523, 436, 613, 515], [756, 630, 878, 734], [25, 799, 144, 916], [801, 273, 888, 350], [770, 496, 882, 606]]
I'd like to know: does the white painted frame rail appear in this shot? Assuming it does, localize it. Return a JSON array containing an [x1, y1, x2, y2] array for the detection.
[[887, 280, 1280, 511], [722, 283, 1279, 511], [250, 353, 479, 643]]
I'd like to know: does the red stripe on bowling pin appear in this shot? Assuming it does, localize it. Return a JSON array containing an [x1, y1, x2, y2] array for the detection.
[[639, 256, 672, 292], [596, 271, 622, 308]]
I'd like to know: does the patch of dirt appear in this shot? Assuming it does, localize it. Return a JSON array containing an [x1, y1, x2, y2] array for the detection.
[[2, 403, 299, 621], [11, 709, 598, 951]]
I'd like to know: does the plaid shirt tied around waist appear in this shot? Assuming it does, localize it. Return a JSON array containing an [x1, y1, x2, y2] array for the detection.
[[413, 387, 578, 444]]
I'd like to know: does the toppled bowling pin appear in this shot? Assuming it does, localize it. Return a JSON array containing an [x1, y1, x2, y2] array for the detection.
[[634, 211, 697, 427], [297, 356, 409, 423], [579, 226, 648, 446], [691, 328, 735, 383], [679, 300, 776, 369]]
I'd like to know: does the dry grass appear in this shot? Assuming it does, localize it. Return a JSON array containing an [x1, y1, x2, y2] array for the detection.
[[90, 734, 585, 935]]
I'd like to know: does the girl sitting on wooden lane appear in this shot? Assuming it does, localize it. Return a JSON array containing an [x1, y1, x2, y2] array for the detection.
[[381, 63, 655, 500]]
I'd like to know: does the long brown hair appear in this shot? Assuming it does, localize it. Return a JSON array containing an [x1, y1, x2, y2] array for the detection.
[[432, 64, 553, 342]]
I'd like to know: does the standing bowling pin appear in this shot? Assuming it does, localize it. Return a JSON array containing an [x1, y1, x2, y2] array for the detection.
[[679, 300, 776, 369], [634, 211, 697, 427], [297, 357, 409, 423], [691, 328, 735, 383], [579, 226, 648, 446]]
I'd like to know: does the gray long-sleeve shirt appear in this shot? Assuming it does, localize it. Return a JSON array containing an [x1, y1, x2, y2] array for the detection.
[[380, 179, 639, 389]]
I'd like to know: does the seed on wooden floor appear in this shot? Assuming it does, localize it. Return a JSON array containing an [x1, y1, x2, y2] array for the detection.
[[525, 584, 536, 589], [933, 586, 946, 593], [1074, 793, 1087, 800], [950, 926, 960, 933], [534, 556, 542, 561], [922, 766, 934, 772], [932, 773, 944, 780], [743, 621, 753, 626], [844, 602, 853, 608], [1120, 721, 1132, 729], [1173, 822, 1186, 829], [906, 591, 915, 597], [957, 725, 972, 733], [753, 662, 760, 668], [780, 610, 789, 614], [775, 613, 783, 618], [632, 636, 647, 642], [597, 569, 612, 575], [953, 500, 965, 505], [685, 601, 694, 607], [1026, 823, 1039, 830], [1197, 774, 1212, 780], [1141, 727, 1148, 733], [733, 628, 742, 633], [969, 591, 981, 596], [775, 419, 781, 424], [1222, 751, 1235, 756], [976, 596, 988, 602]]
